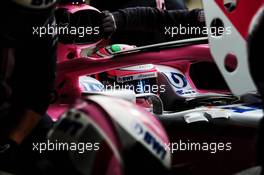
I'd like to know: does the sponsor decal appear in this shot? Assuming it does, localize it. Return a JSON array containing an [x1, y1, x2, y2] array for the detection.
[[88, 95, 171, 168], [119, 64, 155, 71], [117, 76, 133, 83], [79, 76, 104, 92], [117, 72, 157, 83], [163, 71, 196, 96], [170, 72, 187, 88], [80, 82, 104, 92], [132, 122, 167, 160], [221, 105, 260, 113], [176, 90, 196, 95]]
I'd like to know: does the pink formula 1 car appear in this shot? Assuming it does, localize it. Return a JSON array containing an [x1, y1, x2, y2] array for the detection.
[[46, 1, 264, 175]]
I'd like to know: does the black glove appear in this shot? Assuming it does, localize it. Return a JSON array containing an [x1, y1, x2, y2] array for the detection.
[[0, 138, 19, 173], [101, 11, 117, 39]]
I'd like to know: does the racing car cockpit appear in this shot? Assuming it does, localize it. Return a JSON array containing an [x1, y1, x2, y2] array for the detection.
[[45, 0, 264, 175]]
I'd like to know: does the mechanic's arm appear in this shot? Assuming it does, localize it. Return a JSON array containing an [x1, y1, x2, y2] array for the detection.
[[101, 7, 205, 37]]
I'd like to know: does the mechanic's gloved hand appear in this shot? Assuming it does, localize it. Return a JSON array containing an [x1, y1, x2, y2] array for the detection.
[[101, 11, 118, 39], [0, 138, 19, 173]]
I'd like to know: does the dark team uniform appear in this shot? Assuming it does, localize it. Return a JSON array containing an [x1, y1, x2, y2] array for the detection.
[[112, 7, 203, 33], [90, 0, 187, 11], [0, 0, 57, 173], [90, 0, 189, 46], [102, 7, 205, 45]]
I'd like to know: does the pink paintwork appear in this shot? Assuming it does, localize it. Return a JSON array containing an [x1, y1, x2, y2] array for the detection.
[[49, 2, 241, 120], [49, 43, 238, 119], [57, 4, 100, 14], [48, 98, 123, 175], [107, 66, 157, 77], [56, 3, 108, 63], [57, 41, 110, 63], [214, 0, 264, 38], [85, 95, 171, 170]]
